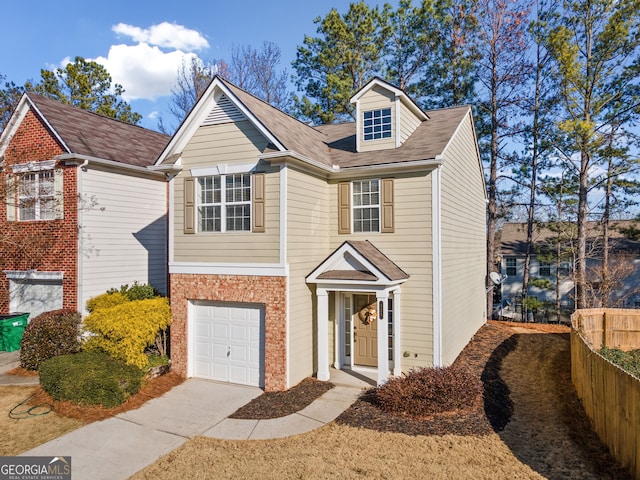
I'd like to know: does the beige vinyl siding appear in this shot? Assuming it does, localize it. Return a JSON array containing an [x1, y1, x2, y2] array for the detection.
[[173, 121, 280, 263], [399, 102, 422, 144], [286, 167, 331, 385], [358, 86, 396, 152], [79, 167, 167, 313], [329, 172, 434, 371], [439, 112, 487, 365]]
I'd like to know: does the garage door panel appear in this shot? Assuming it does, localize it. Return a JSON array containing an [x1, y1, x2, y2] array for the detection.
[[192, 302, 264, 388]]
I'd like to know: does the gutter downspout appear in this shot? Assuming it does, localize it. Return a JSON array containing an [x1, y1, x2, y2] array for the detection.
[[432, 159, 443, 367]]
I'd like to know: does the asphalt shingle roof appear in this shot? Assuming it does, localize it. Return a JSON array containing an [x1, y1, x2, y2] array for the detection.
[[27, 93, 170, 167], [220, 78, 469, 170]]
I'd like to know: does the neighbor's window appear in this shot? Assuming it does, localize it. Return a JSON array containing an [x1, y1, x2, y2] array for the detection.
[[18, 170, 55, 221], [538, 261, 551, 277], [197, 174, 251, 232], [505, 257, 517, 276], [363, 108, 392, 141], [353, 179, 380, 233]]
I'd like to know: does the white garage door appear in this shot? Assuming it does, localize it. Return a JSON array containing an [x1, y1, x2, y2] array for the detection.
[[192, 302, 263, 387], [7, 271, 63, 319]]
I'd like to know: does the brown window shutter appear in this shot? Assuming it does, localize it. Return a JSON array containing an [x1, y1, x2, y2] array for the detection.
[[183, 177, 195, 234], [338, 181, 351, 234], [252, 173, 265, 233], [381, 178, 394, 233]]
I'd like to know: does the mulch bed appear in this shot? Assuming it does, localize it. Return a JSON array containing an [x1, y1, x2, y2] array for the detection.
[[27, 371, 185, 423], [335, 321, 520, 436], [229, 378, 334, 419]]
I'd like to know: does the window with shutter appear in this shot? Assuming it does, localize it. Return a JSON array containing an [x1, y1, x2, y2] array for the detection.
[[187, 173, 263, 233], [338, 178, 394, 234]]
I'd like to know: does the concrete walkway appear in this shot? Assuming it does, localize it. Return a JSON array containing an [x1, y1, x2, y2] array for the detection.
[[0, 350, 39, 385], [10, 366, 369, 480]]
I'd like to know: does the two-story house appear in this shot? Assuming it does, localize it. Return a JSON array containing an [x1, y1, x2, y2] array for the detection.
[[499, 221, 640, 321], [154, 76, 487, 391], [0, 93, 169, 318]]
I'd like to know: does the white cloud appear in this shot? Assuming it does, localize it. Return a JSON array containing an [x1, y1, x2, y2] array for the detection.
[[87, 22, 211, 101], [93, 44, 199, 100], [112, 22, 209, 51]]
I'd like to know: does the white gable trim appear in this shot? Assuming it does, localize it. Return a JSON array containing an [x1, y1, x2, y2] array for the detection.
[[350, 78, 428, 122], [155, 77, 286, 166], [306, 242, 406, 287], [0, 94, 71, 159]]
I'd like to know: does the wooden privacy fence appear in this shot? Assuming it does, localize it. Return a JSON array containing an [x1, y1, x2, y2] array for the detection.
[[572, 308, 640, 480]]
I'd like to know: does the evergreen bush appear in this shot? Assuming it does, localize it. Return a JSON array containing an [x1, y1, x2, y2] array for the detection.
[[107, 281, 159, 301], [19, 309, 82, 371], [39, 351, 144, 408], [86, 291, 129, 313], [83, 297, 171, 368]]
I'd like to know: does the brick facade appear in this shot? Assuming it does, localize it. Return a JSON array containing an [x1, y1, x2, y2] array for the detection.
[[170, 273, 288, 391], [0, 110, 78, 313]]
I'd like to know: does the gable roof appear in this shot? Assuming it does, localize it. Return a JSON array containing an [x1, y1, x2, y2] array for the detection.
[[156, 76, 474, 174], [307, 240, 410, 284], [500, 221, 640, 256], [1, 93, 169, 168]]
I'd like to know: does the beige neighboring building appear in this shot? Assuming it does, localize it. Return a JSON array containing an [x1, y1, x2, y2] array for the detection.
[[154, 76, 487, 391]]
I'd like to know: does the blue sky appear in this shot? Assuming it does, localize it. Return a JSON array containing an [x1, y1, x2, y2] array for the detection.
[[1, 0, 391, 131]]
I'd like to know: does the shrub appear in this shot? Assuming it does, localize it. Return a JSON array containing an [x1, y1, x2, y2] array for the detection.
[[39, 351, 144, 408], [107, 282, 159, 301], [86, 291, 129, 313], [19, 309, 82, 371], [600, 347, 640, 378], [83, 297, 172, 368], [374, 365, 482, 417]]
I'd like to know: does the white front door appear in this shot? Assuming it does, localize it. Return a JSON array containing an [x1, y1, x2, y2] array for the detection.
[[192, 302, 263, 387]]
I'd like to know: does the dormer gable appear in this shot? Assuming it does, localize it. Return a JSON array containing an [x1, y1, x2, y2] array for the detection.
[[350, 78, 428, 153]]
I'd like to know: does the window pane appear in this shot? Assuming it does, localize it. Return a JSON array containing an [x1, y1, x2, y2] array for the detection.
[[226, 204, 251, 231], [363, 108, 392, 141], [199, 206, 221, 232]]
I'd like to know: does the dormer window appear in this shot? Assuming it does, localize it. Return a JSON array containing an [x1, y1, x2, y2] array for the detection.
[[363, 108, 392, 141]]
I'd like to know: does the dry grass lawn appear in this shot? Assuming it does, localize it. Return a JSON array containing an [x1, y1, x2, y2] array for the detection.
[[0, 386, 84, 455], [132, 324, 628, 480]]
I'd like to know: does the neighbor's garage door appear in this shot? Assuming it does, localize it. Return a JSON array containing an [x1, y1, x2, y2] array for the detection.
[[192, 302, 263, 387]]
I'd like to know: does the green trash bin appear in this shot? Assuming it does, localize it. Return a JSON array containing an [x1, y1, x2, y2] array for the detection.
[[0, 313, 30, 352]]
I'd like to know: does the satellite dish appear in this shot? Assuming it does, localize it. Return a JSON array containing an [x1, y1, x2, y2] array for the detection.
[[490, 271, 504, 285]]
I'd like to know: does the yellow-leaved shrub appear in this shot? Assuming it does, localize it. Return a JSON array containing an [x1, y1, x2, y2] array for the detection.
[[86, 291, 129, 313], [83, 297, 171, 368]]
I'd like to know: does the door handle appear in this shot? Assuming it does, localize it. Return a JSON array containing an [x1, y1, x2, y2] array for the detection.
[[227, 346, 231, 357]]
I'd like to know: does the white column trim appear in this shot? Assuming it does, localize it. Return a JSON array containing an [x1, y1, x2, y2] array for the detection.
[[376, 291, 390, 385], [432, 166, 443, 367], [392, 289, 402, 376], [316, 289, 330, 381]]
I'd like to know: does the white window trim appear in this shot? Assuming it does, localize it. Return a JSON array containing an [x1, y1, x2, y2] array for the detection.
[[363, 108, 392, 142], [18, 169, 55, 221], [4, 270, 64, 281], [197, 173, 251, 233], [351, 179, 381, 233], [11, 159, 55, 174]]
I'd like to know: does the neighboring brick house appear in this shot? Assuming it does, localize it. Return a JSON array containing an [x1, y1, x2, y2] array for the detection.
[[154, 76, 487, 391], [0, 93, 169, 318]]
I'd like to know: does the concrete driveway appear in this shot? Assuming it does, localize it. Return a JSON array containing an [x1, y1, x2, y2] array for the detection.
[[22, 379, 262, 480]]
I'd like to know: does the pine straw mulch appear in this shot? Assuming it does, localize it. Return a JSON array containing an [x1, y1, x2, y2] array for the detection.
[[7, 319, 629, 479], [229, 377, 334, 419], [335, 320, 520, 436], [23, 371, 184, 423]]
